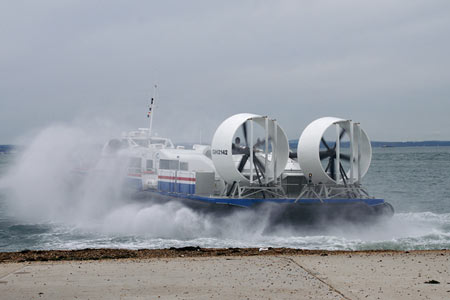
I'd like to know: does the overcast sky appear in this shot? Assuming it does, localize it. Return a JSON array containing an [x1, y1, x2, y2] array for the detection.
[[1, 0, 450, 144]]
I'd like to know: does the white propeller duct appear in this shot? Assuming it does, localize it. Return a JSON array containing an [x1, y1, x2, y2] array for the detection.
[[211, 113, 289, 186], [297, 117, 372, 184]]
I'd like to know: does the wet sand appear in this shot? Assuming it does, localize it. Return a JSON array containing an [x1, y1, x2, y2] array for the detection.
[[1, 248, 449, 299]]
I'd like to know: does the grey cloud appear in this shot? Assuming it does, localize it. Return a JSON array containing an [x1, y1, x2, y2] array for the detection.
[[1, 0, 450, 143]]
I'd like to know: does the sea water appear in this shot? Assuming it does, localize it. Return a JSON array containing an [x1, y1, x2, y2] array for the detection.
[[0, 146, 449, 252]]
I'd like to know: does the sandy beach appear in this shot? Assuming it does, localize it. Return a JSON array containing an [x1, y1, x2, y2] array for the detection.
[[0, 248, 449, 299]]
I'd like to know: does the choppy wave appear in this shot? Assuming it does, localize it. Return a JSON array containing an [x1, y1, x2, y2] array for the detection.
[[1, 211, 449, 252]]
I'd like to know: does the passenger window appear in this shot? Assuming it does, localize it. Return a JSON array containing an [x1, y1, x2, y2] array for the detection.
[[169, 160, 179, 170], [180, 162, 188, 171], [159, 159, 170, 169], [159, 159, 179, 170]]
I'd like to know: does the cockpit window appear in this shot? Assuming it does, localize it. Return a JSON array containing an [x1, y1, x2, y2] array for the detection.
[[133, 139, 149, 147], [150, 139, 165, 144]]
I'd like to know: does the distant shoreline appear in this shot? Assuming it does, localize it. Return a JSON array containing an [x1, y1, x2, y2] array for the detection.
[[290, 140, 450, 148], [370, 141, 450, 147]]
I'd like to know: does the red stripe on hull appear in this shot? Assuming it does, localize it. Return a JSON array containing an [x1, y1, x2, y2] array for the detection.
[[158, 175, 196, 182]]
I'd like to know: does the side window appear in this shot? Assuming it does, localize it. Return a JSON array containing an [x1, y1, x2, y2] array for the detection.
[[159, 159, 170, 170], [146, 159, 153, 171], [159, 159, 179, 170], [180, 162, 188, 171], [169, 160, 179, 170]]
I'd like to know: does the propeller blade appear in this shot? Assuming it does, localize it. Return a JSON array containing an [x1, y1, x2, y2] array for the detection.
[[237, 154, 249, 172], [339, 162, 348, 180], [325, 159, 332, 172], [321, 137, 331, 150], [339, 128, 346, 139], [340, 153, 351, 161], [329, 157, 336, 180], [320, 150, 333, 160], [253, 157, 263, 182], [242, 121, 248, 147]]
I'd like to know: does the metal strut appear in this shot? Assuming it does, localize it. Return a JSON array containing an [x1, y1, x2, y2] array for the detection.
[[295, 183, 372, 203]]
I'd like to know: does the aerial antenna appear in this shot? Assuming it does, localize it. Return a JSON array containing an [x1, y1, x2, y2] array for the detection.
[[147, 84, 158, 137]]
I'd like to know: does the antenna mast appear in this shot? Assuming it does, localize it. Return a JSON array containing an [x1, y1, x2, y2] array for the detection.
[[147, 84, 157, 137]]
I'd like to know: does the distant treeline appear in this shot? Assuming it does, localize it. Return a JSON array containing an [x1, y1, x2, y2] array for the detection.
[[2, 141, 450, 154]]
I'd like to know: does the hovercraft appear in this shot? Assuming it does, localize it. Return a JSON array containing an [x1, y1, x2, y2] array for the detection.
[[91, 106, 394, 226]]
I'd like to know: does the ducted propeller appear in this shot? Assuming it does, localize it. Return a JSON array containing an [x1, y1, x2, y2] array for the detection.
[[211, 113, 289, 188], [297, 117, 372, 185]]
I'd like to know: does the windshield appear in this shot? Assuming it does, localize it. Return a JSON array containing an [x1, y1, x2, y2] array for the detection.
[[132, 139, 149, 147], [150, 139, 166, 144]]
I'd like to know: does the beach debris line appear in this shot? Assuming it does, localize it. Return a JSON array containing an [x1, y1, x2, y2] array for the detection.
[[1, 248, 450, 263]]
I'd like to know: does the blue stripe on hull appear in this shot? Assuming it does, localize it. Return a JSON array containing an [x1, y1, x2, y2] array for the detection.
[[158, 181, 195, 194], [123, 177, 385, 208], [177, 183, 195, 194], [149, 190, 385, 208]]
